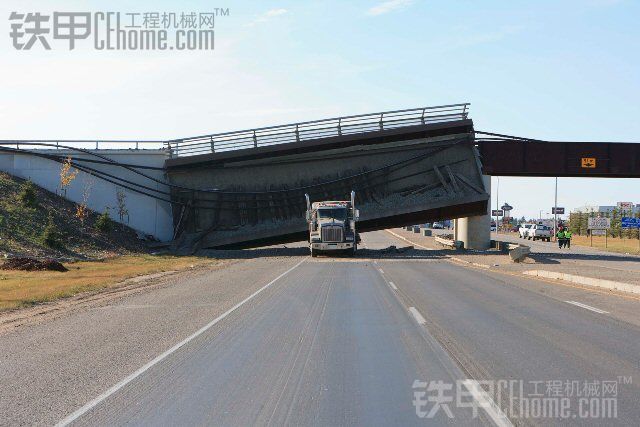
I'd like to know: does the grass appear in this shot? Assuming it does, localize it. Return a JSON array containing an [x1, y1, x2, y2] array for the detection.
[[0, 255, 220, 311], [571, 235, 640, 254], [0, 172, 146, 259]]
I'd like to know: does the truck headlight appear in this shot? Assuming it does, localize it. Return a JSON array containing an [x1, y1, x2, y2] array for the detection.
[[345, 235, 354, 241]]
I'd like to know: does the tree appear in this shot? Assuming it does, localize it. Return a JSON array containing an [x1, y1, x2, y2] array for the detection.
[[116, 189, 129, 230], [95, 208, 113, 233], [18, 179, 38, 209], [41, 212, 64, 249], [59, 156, 79, 197], [610, 208, 621, 238], [569, 212, 582, 235], [75, 178, 93, 228]]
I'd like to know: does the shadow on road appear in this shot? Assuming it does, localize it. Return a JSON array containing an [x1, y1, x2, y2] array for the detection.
[[196, 246, 310, 259], [195, 246, 455, 260]]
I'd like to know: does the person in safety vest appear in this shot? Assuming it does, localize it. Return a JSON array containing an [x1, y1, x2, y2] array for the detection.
[[563, 229, 572, 249], [556, 227, 566, 248]]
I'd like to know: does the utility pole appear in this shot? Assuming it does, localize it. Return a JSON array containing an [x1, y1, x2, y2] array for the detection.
[[495, 177, 500, 234], [553, 177, 558, 241]]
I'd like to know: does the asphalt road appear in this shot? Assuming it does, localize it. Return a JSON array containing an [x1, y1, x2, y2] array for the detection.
[[2, 231, 640, 426]]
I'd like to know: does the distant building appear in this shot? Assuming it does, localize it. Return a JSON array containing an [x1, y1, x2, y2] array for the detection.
[[572, 204, 639, 215]]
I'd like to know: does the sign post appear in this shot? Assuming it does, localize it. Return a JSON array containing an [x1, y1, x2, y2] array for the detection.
[[500, 203, 513, 233], [552, 206, 565, 242], [588, 217, 611, 248]]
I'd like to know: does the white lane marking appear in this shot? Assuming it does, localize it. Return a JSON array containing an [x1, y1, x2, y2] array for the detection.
[[408, 307, 426, 325], [565, 300, 609, 314], [378, 268, 384, 274], [462, 380, 513, 427], [389, 281, 398, 291], [55, 258, 307, 427]]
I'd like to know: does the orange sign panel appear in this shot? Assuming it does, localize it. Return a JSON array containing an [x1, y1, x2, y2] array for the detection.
[[581, 157, 596, 168]]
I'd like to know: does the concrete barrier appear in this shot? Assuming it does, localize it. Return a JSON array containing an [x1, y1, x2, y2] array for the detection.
[[422, 229, 432, 237], [434, 235, 463, 249], [509, 245, 530, 263]]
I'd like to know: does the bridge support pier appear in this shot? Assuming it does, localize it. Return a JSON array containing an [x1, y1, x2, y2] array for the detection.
[[454, 176, 491, 250]]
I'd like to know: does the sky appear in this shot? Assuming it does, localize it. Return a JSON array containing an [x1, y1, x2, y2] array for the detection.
[[1, 0, 639, 219]]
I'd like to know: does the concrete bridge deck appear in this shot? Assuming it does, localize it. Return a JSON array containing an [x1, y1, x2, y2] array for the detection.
[[164, 106, 489, 250]]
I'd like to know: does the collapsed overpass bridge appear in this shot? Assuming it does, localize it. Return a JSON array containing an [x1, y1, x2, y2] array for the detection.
[[1, 103, 639, 251], [164, 105, 490, 250]]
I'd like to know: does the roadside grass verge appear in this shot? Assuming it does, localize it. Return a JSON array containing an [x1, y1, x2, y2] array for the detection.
[[571, 235, 640, 254], [0, 255, 220, 311], [500, 231, 640, 255]]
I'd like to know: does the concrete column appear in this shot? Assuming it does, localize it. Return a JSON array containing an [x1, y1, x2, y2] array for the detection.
[[455, 175, 491, 250]]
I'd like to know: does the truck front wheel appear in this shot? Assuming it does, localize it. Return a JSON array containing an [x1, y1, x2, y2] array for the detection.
[[350, 244, 357, 257]]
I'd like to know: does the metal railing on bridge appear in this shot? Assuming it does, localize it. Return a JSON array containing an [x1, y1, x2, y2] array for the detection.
[[0, 140, 165, 151], [0, 104, 469, 158], [166, 103, 469, 158]]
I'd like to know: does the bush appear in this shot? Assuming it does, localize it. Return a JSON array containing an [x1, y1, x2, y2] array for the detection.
[[18, 180, 39, 209], [95, 209, 113, 233], [41, 213, 64, 249]]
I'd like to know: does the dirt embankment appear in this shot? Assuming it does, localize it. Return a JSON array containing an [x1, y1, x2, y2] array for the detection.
[[0, 171, 148, 261]]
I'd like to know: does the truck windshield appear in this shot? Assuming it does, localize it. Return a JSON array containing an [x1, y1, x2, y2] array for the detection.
[[317, 207, 347, 221]]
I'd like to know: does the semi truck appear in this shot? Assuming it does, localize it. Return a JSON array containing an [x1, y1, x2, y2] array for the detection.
[[305, 191, 359, 257]]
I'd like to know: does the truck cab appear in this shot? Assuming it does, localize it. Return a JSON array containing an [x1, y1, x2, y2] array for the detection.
[[305, 192, 359, 257]]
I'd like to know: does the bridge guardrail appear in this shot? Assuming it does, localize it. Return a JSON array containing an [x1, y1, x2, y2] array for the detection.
[[166, 103, 470, 158], [0, 140, 165, 151], [0, 104, 469, 158]]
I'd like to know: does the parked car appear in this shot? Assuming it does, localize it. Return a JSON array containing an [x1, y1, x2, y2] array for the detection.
[[524, 224, 552, 241], [519, 223, 533, 238], [432, 222, 444, 229]]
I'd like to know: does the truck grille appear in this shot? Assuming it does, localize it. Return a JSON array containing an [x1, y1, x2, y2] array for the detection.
[[322, 226, 344, 243]]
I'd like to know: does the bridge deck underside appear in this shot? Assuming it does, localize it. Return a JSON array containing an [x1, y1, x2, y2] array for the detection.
[[479, 140, 640, 177], [166, 124, 488, 250]]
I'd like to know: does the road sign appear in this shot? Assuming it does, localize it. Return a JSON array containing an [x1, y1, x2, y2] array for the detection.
[[588, 217, 611, 230], [591, 229, 606, 236], [492, 209, 504, 216], [617, 202, 634, 211], [552, 207, 565, 214], [621, 217, 640, 228], [581, 157, 596, 168]]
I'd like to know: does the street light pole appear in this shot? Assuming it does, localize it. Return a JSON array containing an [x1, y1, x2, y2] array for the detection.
[[553, 177, 558, 241]]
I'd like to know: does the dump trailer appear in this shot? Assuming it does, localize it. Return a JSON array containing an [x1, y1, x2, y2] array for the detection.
[[305, 191, 359, 257]]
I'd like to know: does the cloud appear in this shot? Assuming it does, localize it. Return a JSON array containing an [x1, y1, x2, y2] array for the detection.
[[367, 0, 414, 16], [245, 8, 288, 27], [429, 25, 525, 54]]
